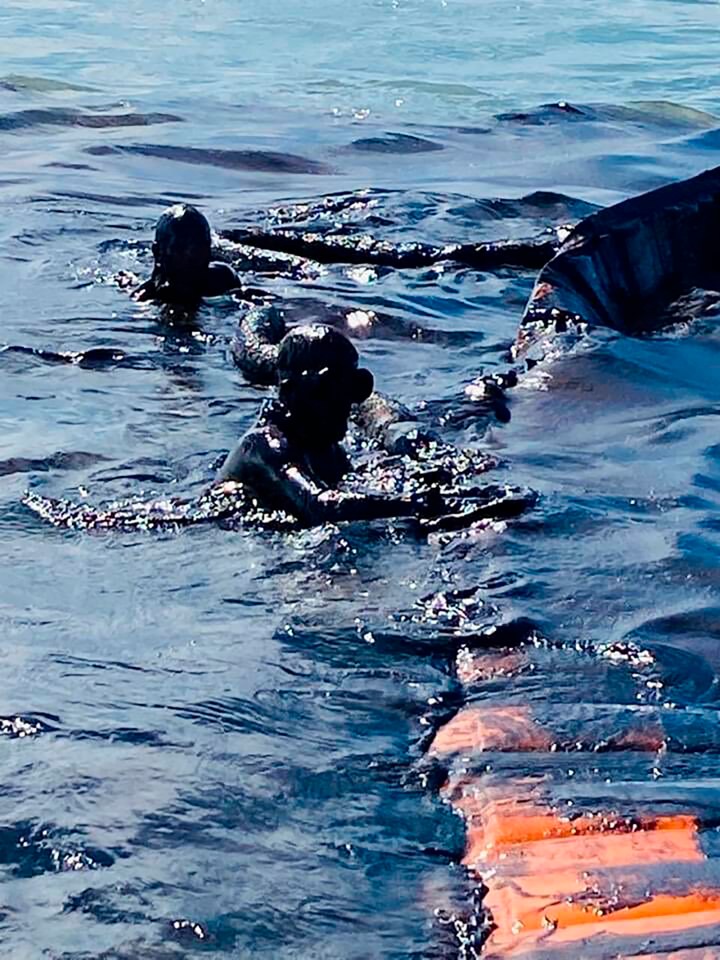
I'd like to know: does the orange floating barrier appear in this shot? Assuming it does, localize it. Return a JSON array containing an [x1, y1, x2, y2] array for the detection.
[[464, 792, 718, 953], [464, 809, 698, 865], [485, 889, 720, 955], [456, 648, 529, 686], [630, 950, 720, 959], [450, 788, 720, 957], [430, 702, 671, 755], [430, 705, 553, 755], [430, 640, 720, 957], [485, 823, 702, 876]]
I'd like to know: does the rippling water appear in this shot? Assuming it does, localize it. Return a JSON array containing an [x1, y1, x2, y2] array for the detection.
[[3, 1, 720, 957]]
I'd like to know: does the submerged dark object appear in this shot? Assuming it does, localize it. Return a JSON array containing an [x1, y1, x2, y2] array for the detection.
[[516, 163, 720, 356]]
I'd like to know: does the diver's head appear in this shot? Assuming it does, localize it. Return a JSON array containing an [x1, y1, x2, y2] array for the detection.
[[152, 203, 212, 297], [277, 324, 373, 446]]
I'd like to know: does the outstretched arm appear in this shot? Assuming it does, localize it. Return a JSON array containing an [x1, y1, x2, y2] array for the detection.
[[280, 466, 428, 524], [215, 427, 434, 526]]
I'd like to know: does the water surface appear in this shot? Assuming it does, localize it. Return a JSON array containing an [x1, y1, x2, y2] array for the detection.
[[2, 1, 720, 957]]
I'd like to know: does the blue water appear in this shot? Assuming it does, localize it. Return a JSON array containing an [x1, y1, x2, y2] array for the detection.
[[2, 2, 720, 957]]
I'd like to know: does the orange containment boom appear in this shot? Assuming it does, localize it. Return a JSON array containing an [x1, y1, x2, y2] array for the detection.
[[432, 699, 720, 957]]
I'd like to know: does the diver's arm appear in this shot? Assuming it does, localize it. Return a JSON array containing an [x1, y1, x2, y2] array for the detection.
[[132, 263, 240, 303], [215, 427, 435, 525], [268, 465, 421, 525], [131, 268, 180, 305]]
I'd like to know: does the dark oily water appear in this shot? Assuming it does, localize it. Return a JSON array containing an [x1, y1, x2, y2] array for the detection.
[[3, 2, 720, 957]]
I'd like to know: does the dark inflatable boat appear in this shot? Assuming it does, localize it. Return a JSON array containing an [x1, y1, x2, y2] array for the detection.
[[516, 164, 720, 357]]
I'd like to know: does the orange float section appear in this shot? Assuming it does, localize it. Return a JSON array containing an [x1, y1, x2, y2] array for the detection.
[[430, 650, 720, 958]]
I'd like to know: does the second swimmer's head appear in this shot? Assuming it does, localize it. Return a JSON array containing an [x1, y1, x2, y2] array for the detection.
[[277, 324, 374, 445], [152, 203, 212, 297]]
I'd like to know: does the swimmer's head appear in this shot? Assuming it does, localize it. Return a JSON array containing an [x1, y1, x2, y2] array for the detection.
[[277, 324, 374, 445], [152, 203, 212, 298]]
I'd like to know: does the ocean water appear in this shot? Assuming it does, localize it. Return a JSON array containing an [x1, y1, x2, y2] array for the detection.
[[2, 1, 720, 957]]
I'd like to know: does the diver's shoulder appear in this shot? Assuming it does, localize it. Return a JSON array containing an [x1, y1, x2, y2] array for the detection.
[[216, 418, 288, 484], [242, 421, 288, 458], [237, 403, 291, 462]]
